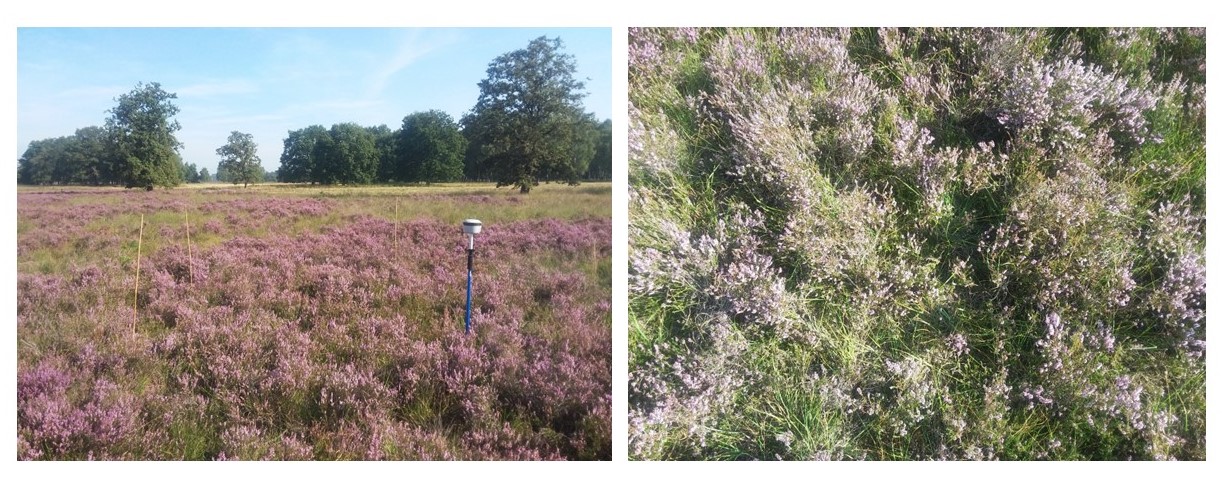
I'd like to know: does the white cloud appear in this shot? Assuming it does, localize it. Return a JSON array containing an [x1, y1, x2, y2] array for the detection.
[[364, 29, 459, 100], [176, 79, 260, 98]]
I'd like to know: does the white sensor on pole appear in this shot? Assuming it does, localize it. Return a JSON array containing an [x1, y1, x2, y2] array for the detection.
[[463, 219, 482, 334], [463, 219, 482, 247]]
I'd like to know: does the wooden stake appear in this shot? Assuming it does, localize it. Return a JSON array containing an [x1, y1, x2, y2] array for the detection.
[[393, 198, 399, 252], [133, 214, 144, 333], [184, 209, 194, 283]]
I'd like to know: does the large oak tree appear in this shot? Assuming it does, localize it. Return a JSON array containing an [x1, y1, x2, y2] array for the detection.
[[105, 82, 183, 190], [462, 36, 594, 193], [216, 131, 263, 188]]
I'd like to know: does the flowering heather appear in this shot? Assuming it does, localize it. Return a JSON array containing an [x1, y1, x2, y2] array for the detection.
[[18, 183, 610, 460], [630, 28, 1204, 460]]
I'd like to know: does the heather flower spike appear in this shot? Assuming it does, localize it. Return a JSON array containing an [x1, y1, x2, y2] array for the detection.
[[462, 219, 482, 334]]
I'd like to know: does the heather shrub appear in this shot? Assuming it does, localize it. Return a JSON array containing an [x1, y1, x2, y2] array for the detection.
[[18, 184, 610, 460], [630, 28, 1204, 460]]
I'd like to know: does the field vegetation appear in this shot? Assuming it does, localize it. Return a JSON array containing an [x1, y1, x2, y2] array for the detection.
[[628, 27, 1205, 460], [18, 182, 611, 460]]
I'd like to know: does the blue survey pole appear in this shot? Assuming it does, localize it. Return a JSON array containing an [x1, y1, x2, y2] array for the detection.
[[465, 246, 473, 334], [462, 219, 482, 334]]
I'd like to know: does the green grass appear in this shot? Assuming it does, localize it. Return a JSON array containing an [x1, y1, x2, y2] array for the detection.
[[17, 182, 611, 274], [629, 28, 1205, 461]]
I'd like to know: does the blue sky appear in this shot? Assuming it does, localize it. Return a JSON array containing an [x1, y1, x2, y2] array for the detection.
[[16, 28, 611, 174]]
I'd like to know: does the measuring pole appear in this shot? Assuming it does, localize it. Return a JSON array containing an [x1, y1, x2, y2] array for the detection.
[[462, 219, 482, 334]]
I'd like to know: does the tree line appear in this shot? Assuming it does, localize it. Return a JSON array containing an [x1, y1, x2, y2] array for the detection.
[[18, 36, 611, 192], [18, 83, 184, 189]]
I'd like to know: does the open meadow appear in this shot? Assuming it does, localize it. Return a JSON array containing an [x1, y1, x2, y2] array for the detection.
[[17, 182, 611, 460]]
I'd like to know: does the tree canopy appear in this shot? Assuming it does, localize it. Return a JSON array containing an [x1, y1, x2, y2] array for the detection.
[[216, 131, 263, 187], [278, 123, 381, 185], [181, 162, 204, 183], [19, 40, 609, 189], [17, 136, 69, 186], [314, 123, 379, 185], [278, 125, 329, 184], [462, 36, 593, 193], [105, 82, 183, 190], [587, 119, 612, 180], [394, 110, 467, 184]]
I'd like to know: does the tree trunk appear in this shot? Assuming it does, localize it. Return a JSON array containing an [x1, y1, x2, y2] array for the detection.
[[519, 184, 530, 194]]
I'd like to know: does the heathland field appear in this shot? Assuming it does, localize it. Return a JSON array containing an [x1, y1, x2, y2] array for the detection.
[[629, 28, 1204, 460], [17, 183, 611, 460]]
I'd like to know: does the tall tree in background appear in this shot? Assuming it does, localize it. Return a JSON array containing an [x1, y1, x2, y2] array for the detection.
[[462, 127, 489, 181], [17, 137, 67, 185], [462, 36, 592, 193], [587, 119, 612, 180], [277, 123, 380, 185], [542, 110, 598, 182], [17, 126, 115, 185], [366, 125, 396, 182], [216, 131, 263, 188], [314, 123, 378, 185], [105, 82, 183, 190], [69, 126, 111, 184], [181, 162, 201, 183], [278, 125, 328, 184], [396, 110, 467, 184]]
